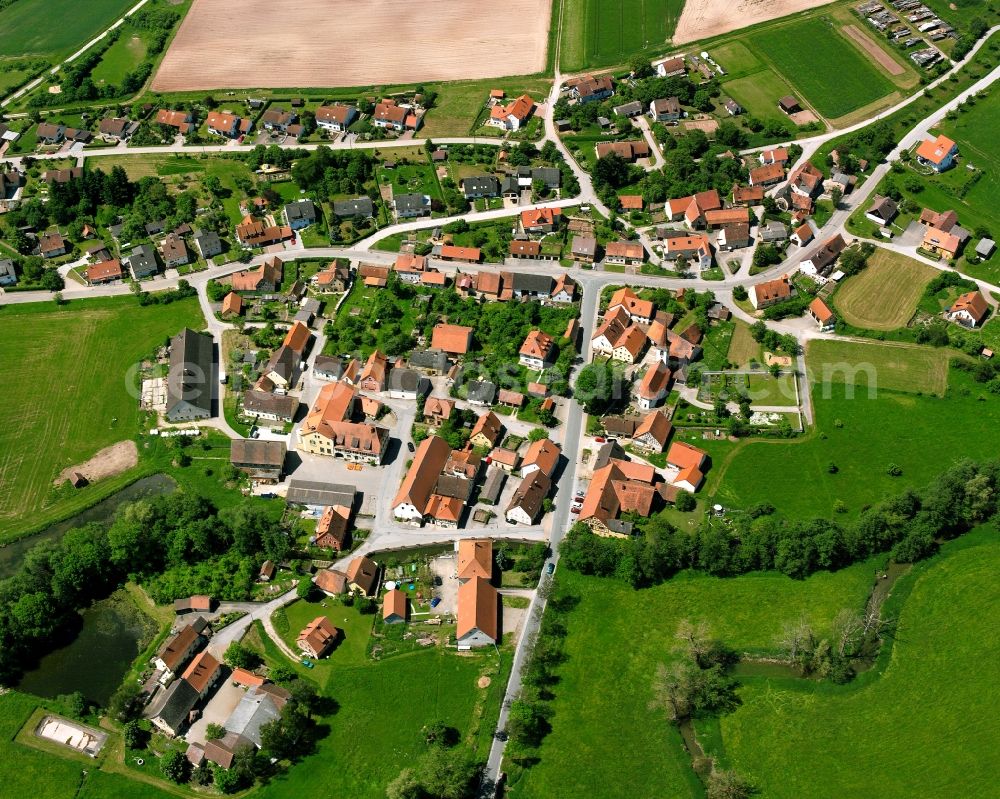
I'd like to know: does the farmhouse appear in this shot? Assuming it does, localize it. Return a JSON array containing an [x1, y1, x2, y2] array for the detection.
[[154, 624, 202, 677], [790, 223, 814, 247], [749, 163, 785, 187], [314, 504, 352, 551], [521, 437, 560, 479], [633, 410, 672, 453], [636, 362, 672, 411], [922, 225, 963, 260], [456, 577, 499, 649], [346, 555, 379, 596], [666, 441, 708, 492], [570, 74, 614, 103], [242, 390, 298, 424], [759, 147, 789, 166], [751, 278, 792, 309], [182, 651, 222, 698], [578, 459, 658, 538], [653, 56, 686, 77], [166, 328, 214, 422], [591, 307, 647, 363], [650, 96, 682, 122], [604, 240, 645, 266], [800, 234, 847, 278], [439, 245, 481, 264], [595, 140, 650, 162], [297, 617, 339, 659], [717, 223, 751, 251], [519, 329, 556, 369], [789, 162, 824, 199], [947, 291, 988, 328], [392, 435, 477, 527], [915, 134, 958, 172], [732, 184, 764, 206], [230, 439, 287, 482]]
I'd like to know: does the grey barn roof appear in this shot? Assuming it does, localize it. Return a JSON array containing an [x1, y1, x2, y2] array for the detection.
[[165, 328, 214, 421], [285, 479, 356, 507], [333, 197, 374, 218]]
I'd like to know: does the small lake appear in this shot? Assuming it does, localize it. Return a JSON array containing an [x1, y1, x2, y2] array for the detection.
[[17, 590, 158, 707], [0, 473, 177, 579]]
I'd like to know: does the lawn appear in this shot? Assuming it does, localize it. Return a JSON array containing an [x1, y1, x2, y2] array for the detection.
[[746, 372, 798, 406], [833, 248, 938, 331], [748, 18, 897, 119], [0, 295, 205, 542], [712, 358, 1000, 520], [378, 161, 442, 203], [508, 562, 877, 798], [0, 0, 136, 59], [90, 31, 148, 87], [719, 528, 1000, 798], [558, 0, 686, 72], [0, 692, 86, 799], [709, 40, 761, 75], [721, 68, 797, 123], [806, 338, 950, 395]]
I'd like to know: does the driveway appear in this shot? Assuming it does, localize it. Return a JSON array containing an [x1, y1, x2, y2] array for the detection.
[[185, 678, 245, 745]]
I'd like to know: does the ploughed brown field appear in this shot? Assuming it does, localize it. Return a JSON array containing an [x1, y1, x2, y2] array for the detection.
[[152, 0, 552, 91], [673, 0, 838, 44]]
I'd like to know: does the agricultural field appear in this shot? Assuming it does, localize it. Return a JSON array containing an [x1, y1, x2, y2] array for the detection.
[[833, 249, 938, 330], [720, 528, 1000, 798], [750, 17, 898, 119], [508, 561, 878, 798], [0, 296, 204, 542], [711, 349, 1000, 520], [558, 0, 686, 72], [0, 0, 135, 59], [806, 338, 950, 395], [152, 0, 550, 91]]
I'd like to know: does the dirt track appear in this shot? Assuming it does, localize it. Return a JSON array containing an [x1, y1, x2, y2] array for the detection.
[[673, 0, 838, 45], [56, 440, 138, 485], [152, 0, 551, 91], [843, 24, 905, 75]]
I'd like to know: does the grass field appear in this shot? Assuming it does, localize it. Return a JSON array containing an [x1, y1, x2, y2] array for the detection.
[[508, 562, 878, 798], [711, 351, 1000, 519], [90, 32, 148, 86], [726, 320, 762, 366], [0, 0, 135, 59], [558, 0, 686, 72], [720, 528, 1000, 798], [750, 18, 896, 119], [709, 40, 761, 75], [0, 296, 205, 542], [833, 249, 938, 331], [806, 338, 950, 395]]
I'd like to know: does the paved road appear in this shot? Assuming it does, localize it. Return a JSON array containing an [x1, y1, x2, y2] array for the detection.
[[205, 586, 297, 658]]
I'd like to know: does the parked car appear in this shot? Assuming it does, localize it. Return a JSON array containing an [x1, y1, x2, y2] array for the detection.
[[594, 436, 605, 443], [407, 442, 415, 452], [546, 562, 555, 575], [430, 596, 442, 608], [300, 659, 314, 669]]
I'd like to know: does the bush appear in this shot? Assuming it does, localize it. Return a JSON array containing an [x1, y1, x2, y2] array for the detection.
[[675, 492, 697, 512]]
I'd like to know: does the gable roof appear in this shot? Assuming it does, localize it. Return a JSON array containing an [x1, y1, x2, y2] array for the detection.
[[634, 410, 672, 448], [507, 469, 552, 521], [383, 588, 408, 621], [949, 290, 988, 322], [346, 556, 379, 594], [457, 577, 499, 641], [457, 539, 493, 581], [638, 362, 672, 400], [431, 323, 473, 354], [393, 435, 451, 514], [522, 437, 560, 476], [809, 297, 835, 323], [753, 278, 791, 305], [182, 650, 220, 693]]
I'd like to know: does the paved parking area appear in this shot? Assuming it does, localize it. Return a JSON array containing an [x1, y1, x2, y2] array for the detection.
[[185, 678, 245, 746], [429, 554, 458, 615]]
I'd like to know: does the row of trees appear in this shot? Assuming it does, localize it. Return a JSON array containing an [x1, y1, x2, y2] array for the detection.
[[561, 459, 1000, 586], [0, 493, 288, 684]]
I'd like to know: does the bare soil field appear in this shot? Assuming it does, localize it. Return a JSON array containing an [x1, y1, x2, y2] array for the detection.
[[673, 0, 838, 44], [842, 24, 905, 75], [152, 0, 551, 91], [56, 440, 138, 486]]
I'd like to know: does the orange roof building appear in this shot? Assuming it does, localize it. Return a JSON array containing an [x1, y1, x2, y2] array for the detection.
[[221, 292, 243, 317], [283, 320, 312, 354], [383, 589, 408, 624], [457, 539, 493, 583], [915, 134, 958, 171], [521, 437, 560, 478], [666, 441, 708, 492], [456, 577, 499, 648], [182, 650, 221, 696], [431, 323, 474, 355], [607, 287, 655, 322], [296, 616, 339, 659]]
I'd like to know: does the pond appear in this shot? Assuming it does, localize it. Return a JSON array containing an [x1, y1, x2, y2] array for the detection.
[[0, 473, 177, 579], [17, 590, 158, 707]]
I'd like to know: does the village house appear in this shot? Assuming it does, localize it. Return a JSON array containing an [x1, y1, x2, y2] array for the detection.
[[660, 231, 714, 271], [619, 195, 644, 212], [469, 411, 503, 450], [372, 99, 422, 132], [636, 363, 672, 411], [790, 223, 814, 248], [154, 623, 203, 678], [261, 107, 296, 133], [467, 380, 498, 406], [760, 220, 789, 243], [235, 216, 293, 248], [346, 555, 379, 596], [751, 277, 792, 309], [789, 162, 824, 199], [551, 273, 577, 303], [732, 184, 765, 206], [799, 234, 847, 278], [749, 163, 785, 188], [461, 175, 500, 200], [182, 650, 222, 699], [297, 617, 339, 659], [160, 232, 190, 268], [230, 439, 287, 483], [591, 307, 647, 363], [633, 410, 672, 453], [519, 329, 556, 369], [717, 223, 751, 251], [392, 435, 477, 527], [506, 470, 552, 525], [650, 96, 682, 122], [284, 200, 317, 230], [431, 323, 474, 356], [607, 287, 655, 324], [520, 437, 560, 479], [922, 225, 963, 260], [193, 230, 223, 260], [39, 231, 68, 258], [667, 441, 708, 492], [394, 193, 432, 219], [520, 207, 562, 235], [206, 111, 244, 138], [570, 73, 614, 103], [759, 147, 789, 166], [314, 504, 352, 551], [358, 350, 389, 392], [594, 139, 650, 162], [155, 109, 194, 134], [488, 94, 535, 131], [866, 195, 899, 226], [439, 245, 481, 264], [456, 577, 499, 649], [314, 568, 348, 596], [423, 397, 455, 427], [915, 133, 958, 172], [578, 458, 658, 538], [297, 382, 389, 464], [98, 117, 135, 141], [315, 104, 358, 133], [604, 240, 645, 266], [148, 678, 199, 737], [85, 258, 124, 285], [666, 189, 721, 228], [242, 390, 298, 424], [231, 257, 283, 293], [653, 56, 686, 77], [947, 291, 989, 328]]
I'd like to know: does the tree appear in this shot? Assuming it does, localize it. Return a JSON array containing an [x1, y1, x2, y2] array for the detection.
[[593, 152, 631, 189], [204, 723, 225, 740], [224, 641, 261, 670], [422, 719, 459, 747], [160, 749, 189, 783], [732, 285, 748, 301], [122, 719, 145, 750], [296, 578, 315, 600], [575, 362, 622, 414], [527, 427, 548, 442], [675, 491, 697, 512]]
